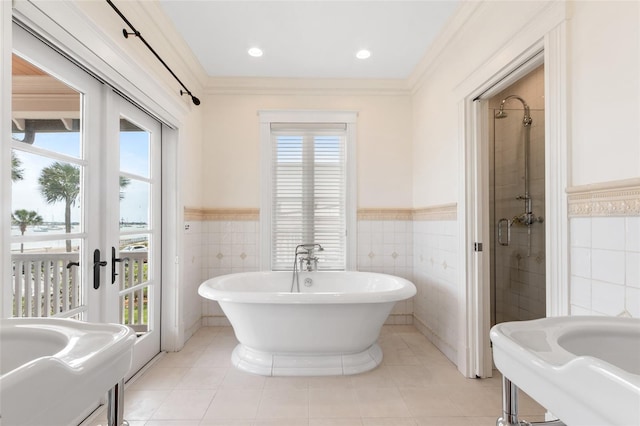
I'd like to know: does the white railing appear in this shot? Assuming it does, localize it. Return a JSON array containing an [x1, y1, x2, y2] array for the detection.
[[117, 251, 149, 332], [12, 251, 150, 331], [11, 252, 81, 317]]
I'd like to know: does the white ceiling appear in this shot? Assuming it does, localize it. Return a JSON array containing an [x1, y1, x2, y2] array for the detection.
[[158, 1, 461, 79]]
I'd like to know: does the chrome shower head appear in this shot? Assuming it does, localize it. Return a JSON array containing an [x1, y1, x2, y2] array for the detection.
[[495, 109, 508, 119]]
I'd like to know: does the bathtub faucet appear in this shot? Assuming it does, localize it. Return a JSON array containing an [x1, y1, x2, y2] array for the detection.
[[295, 243, 324, 272], [291, 243, 324, 292]]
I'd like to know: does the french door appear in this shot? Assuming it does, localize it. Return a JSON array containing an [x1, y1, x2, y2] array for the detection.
[[10, 23, 161, 374]]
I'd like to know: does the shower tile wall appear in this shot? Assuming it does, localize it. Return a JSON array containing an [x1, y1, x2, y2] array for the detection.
[[197, 217, 415, 326], [490, 65, 546, 324]]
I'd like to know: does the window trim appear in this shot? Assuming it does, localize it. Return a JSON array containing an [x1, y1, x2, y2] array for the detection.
[[259, 110, 357, 271]]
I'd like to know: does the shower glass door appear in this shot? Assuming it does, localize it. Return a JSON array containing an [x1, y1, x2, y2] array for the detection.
[[490, 98, 546, 326]]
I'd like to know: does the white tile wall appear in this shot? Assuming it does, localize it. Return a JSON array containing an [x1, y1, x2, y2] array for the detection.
[[183, 221, 204, 338], [569, 216, 640, 317], [193, 219, 416, 327], [412, 219, 458, 363], [200, 220, 260, 326], [356, 220, 414, 324]]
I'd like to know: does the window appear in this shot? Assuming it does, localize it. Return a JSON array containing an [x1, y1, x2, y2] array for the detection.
[[260, 111, 356, 271]]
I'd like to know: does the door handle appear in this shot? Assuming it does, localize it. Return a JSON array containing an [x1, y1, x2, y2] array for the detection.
[[498, 218, 512, 246], [111, 247, 130, 284], [66, 261, 80, 269], [93, 249, 107, 289]]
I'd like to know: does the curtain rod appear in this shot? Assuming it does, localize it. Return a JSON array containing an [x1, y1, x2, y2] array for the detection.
[[106, 0, 201, 106]]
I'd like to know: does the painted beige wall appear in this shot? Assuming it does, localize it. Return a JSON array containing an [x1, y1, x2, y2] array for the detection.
[[202, 90, 413, 209], [412, 0, 640, 208], [569, 0, 640, 187]]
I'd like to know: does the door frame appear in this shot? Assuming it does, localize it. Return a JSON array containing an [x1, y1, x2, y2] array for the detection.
[[4, 2, 186, 352], [455, 7, 570, 377]]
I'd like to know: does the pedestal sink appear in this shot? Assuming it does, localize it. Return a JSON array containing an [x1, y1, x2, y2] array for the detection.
[[0, 318, 136, 426], [490, 316, 640, 426]]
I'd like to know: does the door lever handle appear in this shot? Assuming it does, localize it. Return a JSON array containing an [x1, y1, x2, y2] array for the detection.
[[111, 247, 130, 284], [93, 249, 107, 289]]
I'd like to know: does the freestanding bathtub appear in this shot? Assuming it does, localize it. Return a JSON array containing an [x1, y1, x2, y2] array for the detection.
[[198, 271, 416, 376]]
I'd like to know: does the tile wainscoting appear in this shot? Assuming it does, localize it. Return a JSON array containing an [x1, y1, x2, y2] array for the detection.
[[186, 208, 419, 327], [568, 179, 640, 318]]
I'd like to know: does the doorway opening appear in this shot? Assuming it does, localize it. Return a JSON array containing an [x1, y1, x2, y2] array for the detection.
[[488, 65, 546, 328]]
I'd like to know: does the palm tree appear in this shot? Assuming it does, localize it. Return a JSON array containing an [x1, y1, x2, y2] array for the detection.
[[38, 162, 79, 252], [119, 176, 130, 200], [12, 209, 43, 253], [11, 151, 24, 182], [38, 164, 132, 252]]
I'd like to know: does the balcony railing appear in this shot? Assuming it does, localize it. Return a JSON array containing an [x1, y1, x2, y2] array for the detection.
[[11, 251, 149, 324]]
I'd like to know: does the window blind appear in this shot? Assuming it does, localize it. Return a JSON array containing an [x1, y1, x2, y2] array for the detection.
[[271, 126, 346, 270]]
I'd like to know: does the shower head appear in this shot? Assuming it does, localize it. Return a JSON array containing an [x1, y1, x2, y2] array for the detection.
[[497, 95, 532, 126]]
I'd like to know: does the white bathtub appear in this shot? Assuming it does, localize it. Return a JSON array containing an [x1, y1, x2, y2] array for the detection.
[[198, 271, 416, 376]]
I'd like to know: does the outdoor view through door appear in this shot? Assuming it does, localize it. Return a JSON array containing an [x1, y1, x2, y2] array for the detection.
[[10, 25, 161, 377]]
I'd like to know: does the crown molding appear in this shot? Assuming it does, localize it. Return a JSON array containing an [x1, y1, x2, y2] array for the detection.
[[205, 77, 411, 97]]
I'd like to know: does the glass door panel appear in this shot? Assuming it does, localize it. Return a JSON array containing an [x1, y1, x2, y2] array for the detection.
[[110, 101, 161, 376], [10, 46, 99, 321]]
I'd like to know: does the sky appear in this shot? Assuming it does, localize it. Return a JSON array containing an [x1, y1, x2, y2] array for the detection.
[[11, 130, 151, 224]]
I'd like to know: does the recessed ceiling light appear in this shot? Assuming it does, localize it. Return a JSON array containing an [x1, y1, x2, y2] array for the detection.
[[248, 47, 263, 58], [356, 49, 371, 60]]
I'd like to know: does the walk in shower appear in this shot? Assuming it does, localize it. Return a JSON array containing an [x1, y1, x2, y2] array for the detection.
[[489, 66, 546, 325]]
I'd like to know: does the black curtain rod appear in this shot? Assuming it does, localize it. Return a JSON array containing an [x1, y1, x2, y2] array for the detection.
[[106, 0, 200, 106]]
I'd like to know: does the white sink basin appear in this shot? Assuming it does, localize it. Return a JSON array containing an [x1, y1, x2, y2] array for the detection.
[[490, 316, 640, 426], [0, 318, 136, 426]]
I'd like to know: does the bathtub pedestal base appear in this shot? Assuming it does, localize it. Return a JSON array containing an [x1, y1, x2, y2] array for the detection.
[[231, 343, 383, 376]]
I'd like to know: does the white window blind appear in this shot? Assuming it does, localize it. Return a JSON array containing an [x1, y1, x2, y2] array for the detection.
[[271, 124, 346, 270]]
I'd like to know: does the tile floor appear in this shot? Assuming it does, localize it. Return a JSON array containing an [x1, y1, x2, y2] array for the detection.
[[89, 325, 545, 426]]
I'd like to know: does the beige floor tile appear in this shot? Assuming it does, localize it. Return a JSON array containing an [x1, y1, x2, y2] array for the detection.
[[263, 376, 310, 390], [150, 389, 216, 420], [256, 388, 310, 419], [398, 387, 460, 417], [220, 368, 267, 390], [447, 386, 504, 417], [154, 348, 205, 368], [355, 388, 411, 418], [309, 388, 361, 419], [308, 375, 353, 390], [195, 349, 235, 368], [123, 389, 170, 420], [349, 366, 396, 389], [101, 326, 546, 426], [415, 417, 497, 426], [199, 420, 253, 426], [309, 419, 363, 426], [253, 418, 309, 425], [129, 367, 189, 390], [362, 419, 418, 426], [203, 389, 262, 419], [175, 367, 228, 389]]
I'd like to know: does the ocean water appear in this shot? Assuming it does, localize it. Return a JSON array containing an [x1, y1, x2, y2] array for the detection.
[[11, 224, 148, 253]]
